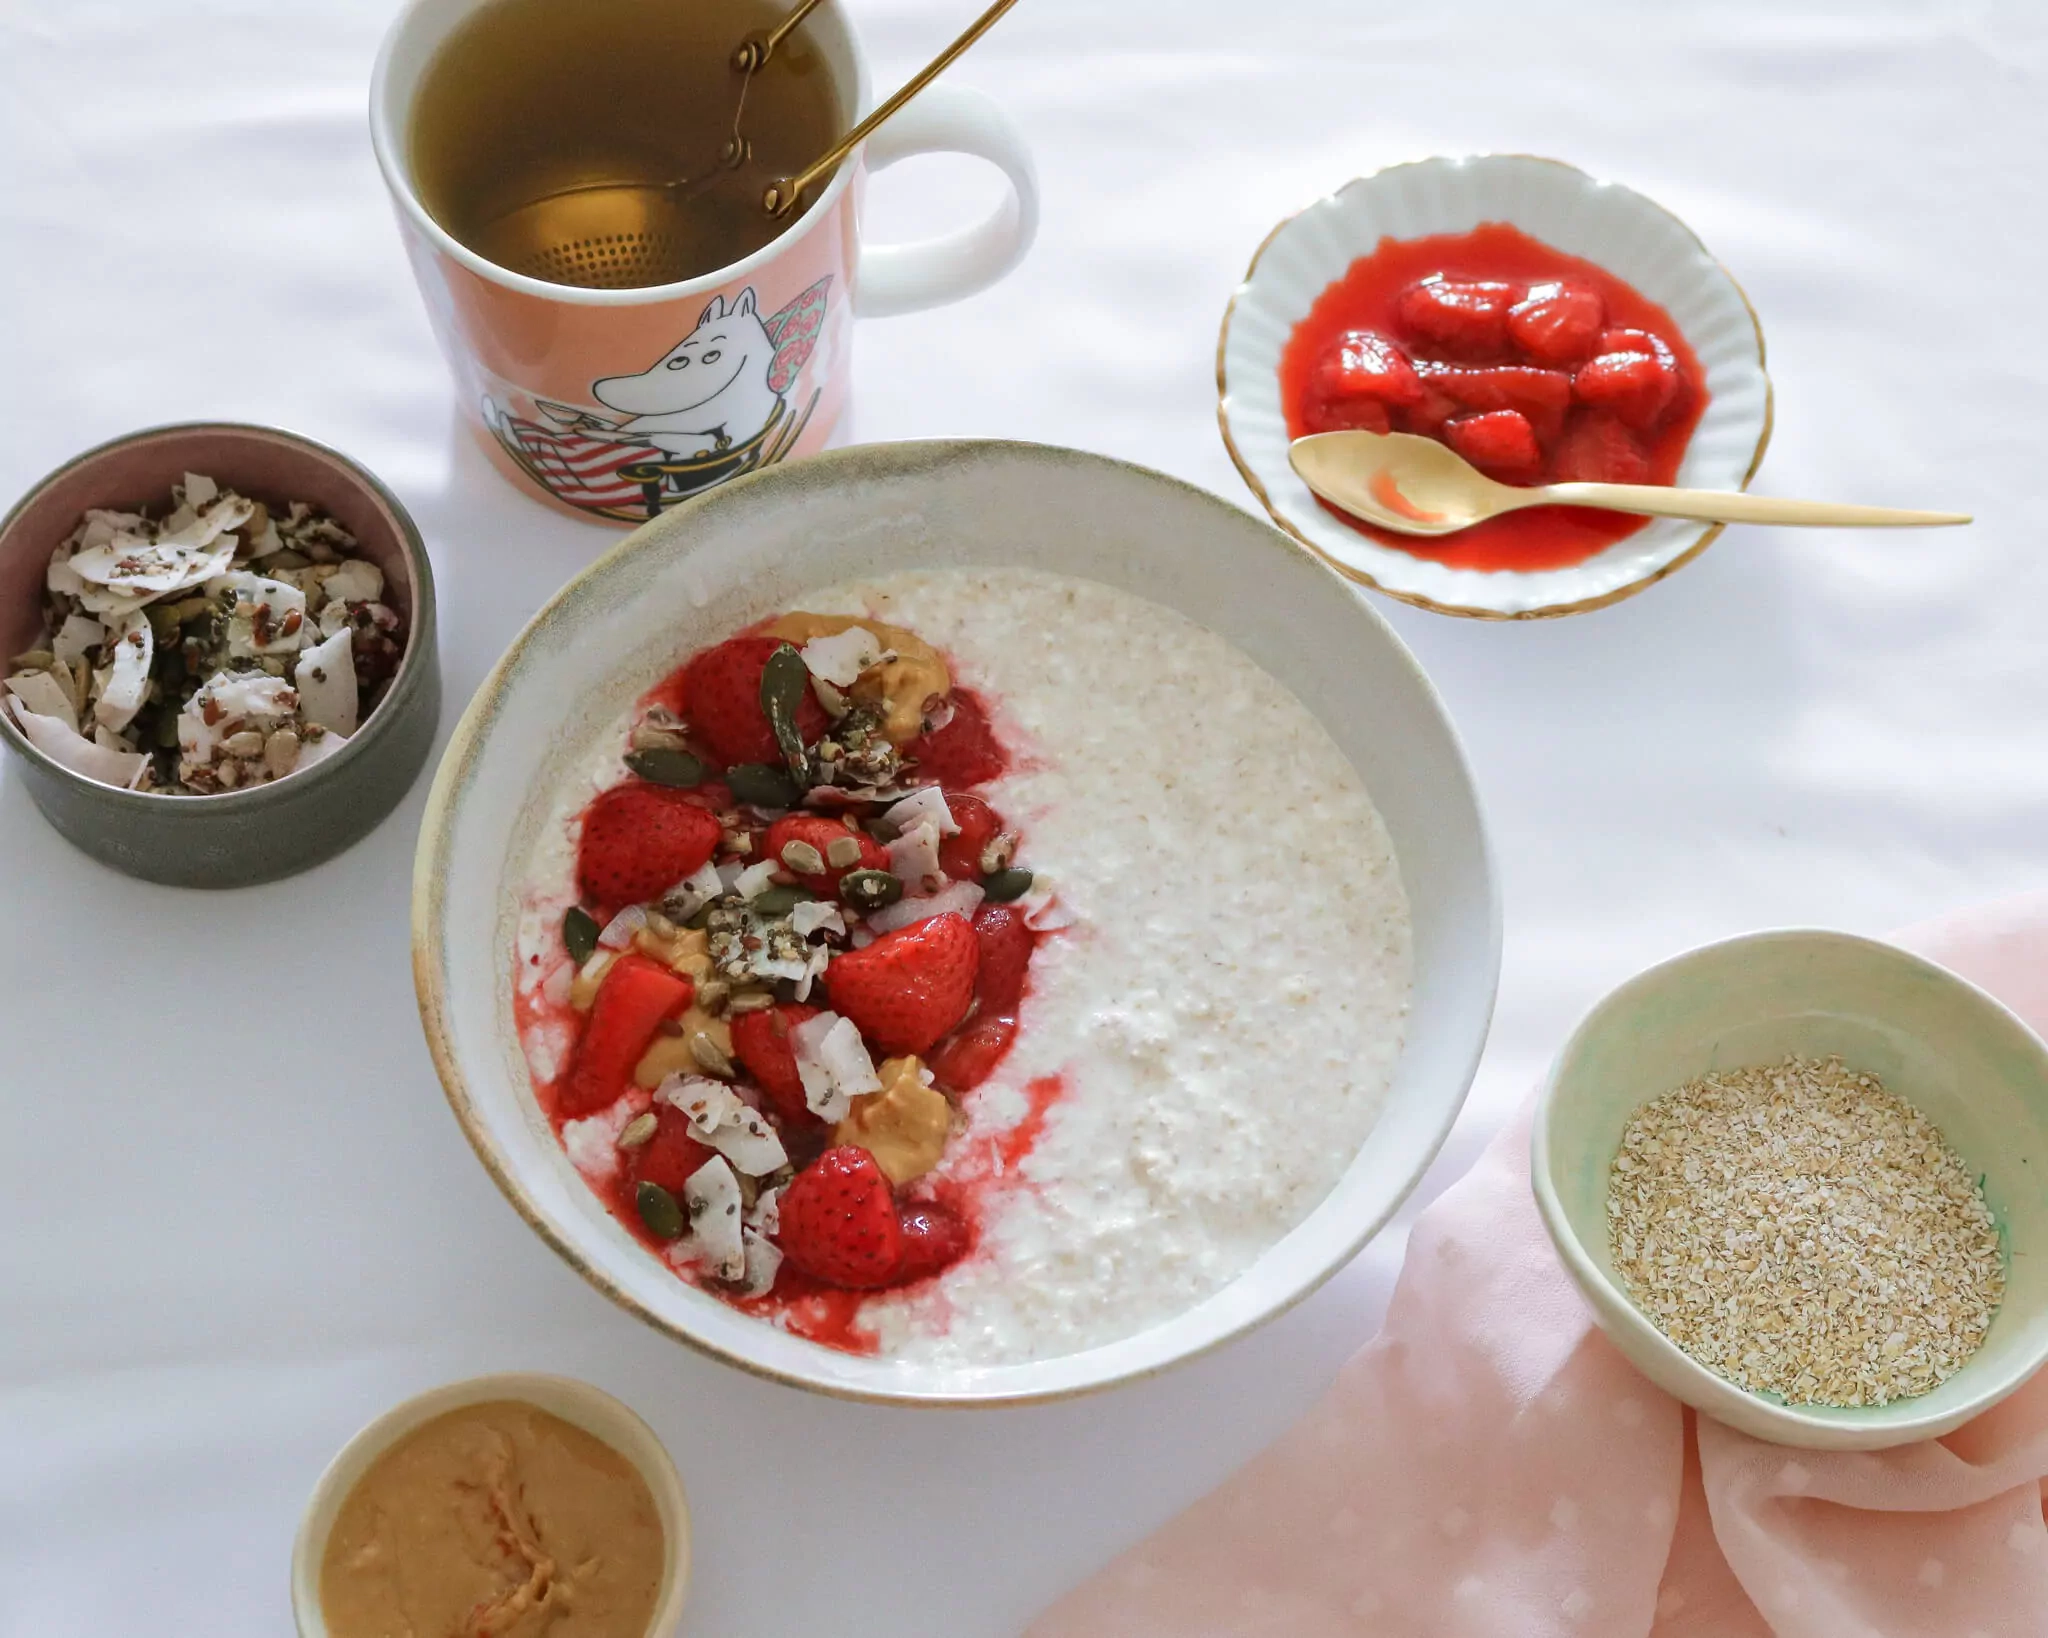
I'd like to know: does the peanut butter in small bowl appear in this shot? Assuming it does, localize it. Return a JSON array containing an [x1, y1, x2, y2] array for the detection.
[[294, 1375, 687, 1638]]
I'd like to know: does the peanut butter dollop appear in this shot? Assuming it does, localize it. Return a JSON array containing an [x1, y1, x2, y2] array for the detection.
[[319, 1400, 664, 1638]]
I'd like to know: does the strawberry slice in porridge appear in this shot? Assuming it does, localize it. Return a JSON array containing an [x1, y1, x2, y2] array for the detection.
[[512, 568, 1412, 1364]]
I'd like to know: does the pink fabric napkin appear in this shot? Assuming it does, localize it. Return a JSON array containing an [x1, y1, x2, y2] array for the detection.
[[1030, 895, 2048, 1638]]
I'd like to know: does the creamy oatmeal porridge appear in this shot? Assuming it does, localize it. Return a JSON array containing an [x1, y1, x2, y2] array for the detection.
[[511, 567, 1411, 1365]]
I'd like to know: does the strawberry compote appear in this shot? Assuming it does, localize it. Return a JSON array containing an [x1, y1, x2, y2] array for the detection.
[[511, 609, 1054, 1355], [1281, 221, 1709, 572]]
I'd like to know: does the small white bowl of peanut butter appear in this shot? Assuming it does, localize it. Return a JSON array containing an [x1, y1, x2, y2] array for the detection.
[[291, 1373, 690, 1638]]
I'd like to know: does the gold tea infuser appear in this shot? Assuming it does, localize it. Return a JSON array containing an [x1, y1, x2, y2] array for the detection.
[[483, 0, 1018, 289]]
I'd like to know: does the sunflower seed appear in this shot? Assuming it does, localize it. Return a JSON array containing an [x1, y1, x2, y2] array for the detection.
[[617, 1111, 659, 1150], [727, 990, 775, 1013], [780, 839, 826, 874], [691, 1031, 735, 1077], [825, 835, 863, 869]]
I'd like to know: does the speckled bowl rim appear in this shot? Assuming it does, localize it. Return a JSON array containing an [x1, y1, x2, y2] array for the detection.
[[0, 421, 437, 813], [288, 1371, 690, 1637], [1216, 153, 1776, 620], [412, 437, 1502, 1407]]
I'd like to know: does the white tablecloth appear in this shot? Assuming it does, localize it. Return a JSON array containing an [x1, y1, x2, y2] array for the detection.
[[4, 3, 2044, 1633]]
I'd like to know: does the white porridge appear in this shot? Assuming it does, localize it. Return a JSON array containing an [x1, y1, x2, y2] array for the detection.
[[513, 566, 1411, 1365]]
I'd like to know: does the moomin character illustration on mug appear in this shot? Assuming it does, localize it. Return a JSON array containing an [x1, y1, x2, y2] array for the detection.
[[484, 277, 830, 521]]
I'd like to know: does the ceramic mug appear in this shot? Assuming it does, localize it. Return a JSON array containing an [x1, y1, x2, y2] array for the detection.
[[370, 0, 1037, 526]]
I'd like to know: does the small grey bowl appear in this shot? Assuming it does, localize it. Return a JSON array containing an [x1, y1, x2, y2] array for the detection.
[[0, 423, 440, 887]]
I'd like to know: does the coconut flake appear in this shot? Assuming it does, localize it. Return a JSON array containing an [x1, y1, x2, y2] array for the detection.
[[662, 858, 725, 922], [6, 671, 78, 733], [799, 624, 886, 688], [209, 571, 309, 657], [746, 1184, 784, 1237], [1020, 877, 1076, 932], [51, 614, 104, 668], [735, 859, 779, 900], [69, 525, 237, 601], [865, 879, 984, 935], [707, 1103, 788, 1177], [8, 701, 148, 788], [323, 559, 384, 606], [661, 1074, 743, 1135], [736, 1228, 783, 1296], [791, 900, 846, 939], [683, 1157, 746, 1280], [94, 611, 152, 731], [792, 1011, 882, 1122], [886, 820, 945, 892], [597, 903, 648, 950], [294, 625, 357, 735], [178, 670, 297, 768], [45, 543, 86, 599], [884, 786, 959, 837]]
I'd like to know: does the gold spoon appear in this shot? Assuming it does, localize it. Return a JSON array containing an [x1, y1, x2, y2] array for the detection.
[[1289, 431, 1972, 537]]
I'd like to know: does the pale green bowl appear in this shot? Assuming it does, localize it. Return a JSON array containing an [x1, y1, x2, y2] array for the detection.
[[1533, 928, 2048, 1449]]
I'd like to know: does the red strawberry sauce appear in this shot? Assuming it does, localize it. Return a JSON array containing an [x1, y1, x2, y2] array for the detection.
[[513, 623, 1069, 1356], [1280, 222, 1709, 572]]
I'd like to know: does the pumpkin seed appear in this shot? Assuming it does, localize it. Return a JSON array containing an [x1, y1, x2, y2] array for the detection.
[[636, 1180, 685, 1240], [617, 1111, 659, 1150], [625, 747, 707, 788], [563, 906, 600, 966], [751, 884, 815, 917], [725, 762, 801, 809], [981, 867, 1034, 903], [825, 835, 864, 869], [839, 868, 904, 911], [760, 643, 812, 773], [10, 648, 54, 672], [780, 839, 826, 875]]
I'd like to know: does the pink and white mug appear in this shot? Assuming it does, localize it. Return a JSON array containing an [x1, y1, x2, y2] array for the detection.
[[370, 0, 1037, 525]]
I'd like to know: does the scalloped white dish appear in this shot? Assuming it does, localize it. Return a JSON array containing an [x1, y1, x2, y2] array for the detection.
[[1218, 155, 1773, 619]]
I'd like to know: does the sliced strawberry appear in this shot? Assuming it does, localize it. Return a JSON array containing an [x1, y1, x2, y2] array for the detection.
[[824, 912, 979, 1057], [971, 903, 1035, 1014], [895, 1200, 972, 1283], [1302, 394, 1392, 437], [681, 635, 827, 768], [776, 1145, 903, 1289], [1507, 282, 1606, 365], [560, 956, 693, 1117], [1315, 330, 1425, 408], [729, 1001, 822, 1127], [1418, 363, 1572, 442], [1393, 278, 1516, 358], [1597, 327, 1677, 368], [1573, 350, 1678, 432], [1552, 411, 1651, 485], [903, 689, 1005, 788], [576, 784, 723, 917], [763, 813, 887, 895], [938, 792, 1002, 881], [630, 1103, 716, 1195], [1443, 410, 1543, 480], [927, 1012, 1017, 1093]]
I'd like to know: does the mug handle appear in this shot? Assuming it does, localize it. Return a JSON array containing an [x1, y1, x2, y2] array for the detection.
[[854, 83, 1039, 319]]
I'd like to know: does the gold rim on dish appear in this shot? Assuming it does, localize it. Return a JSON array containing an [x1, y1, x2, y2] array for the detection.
[[1215, 153, 1776, 621]]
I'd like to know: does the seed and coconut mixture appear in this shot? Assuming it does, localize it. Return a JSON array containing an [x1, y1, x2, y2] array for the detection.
[[2, 474, 405, 793], [1608, 1055, 2004, 1407], [512, 567, 1412, 1365]]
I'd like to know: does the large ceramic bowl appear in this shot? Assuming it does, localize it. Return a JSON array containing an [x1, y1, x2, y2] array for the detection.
[[1219, 154, 1773, 619], [1534, 929, 2048, 1449], [413, 439, 1500, 1404]]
